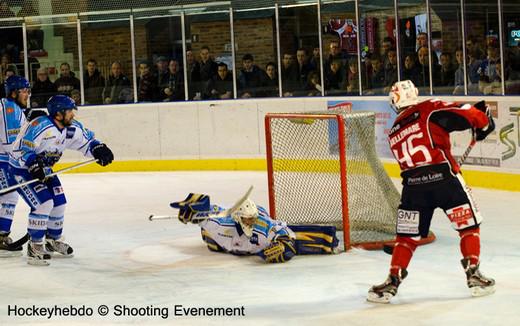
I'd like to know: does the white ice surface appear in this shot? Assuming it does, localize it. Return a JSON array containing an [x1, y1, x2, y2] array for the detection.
[[1, 171, 519, 325]]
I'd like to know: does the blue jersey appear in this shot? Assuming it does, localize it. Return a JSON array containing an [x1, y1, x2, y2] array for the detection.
[[0, 98, 27, 164], [199, 206, 295, 255], [9, 115, 100, 169]]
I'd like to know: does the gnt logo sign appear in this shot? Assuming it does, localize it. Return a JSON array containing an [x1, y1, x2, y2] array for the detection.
[[511, 30, 520, 38]]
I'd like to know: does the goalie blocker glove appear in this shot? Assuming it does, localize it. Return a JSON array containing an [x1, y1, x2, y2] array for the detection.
[[170, 193, 211, 224], [91, 143, 114, 166], [473, 100, 495, 141]]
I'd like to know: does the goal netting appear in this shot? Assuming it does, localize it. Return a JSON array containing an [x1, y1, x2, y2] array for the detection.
[[265, 109, 434, 251]]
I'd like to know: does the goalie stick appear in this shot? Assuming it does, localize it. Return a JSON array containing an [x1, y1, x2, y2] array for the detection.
[[149, 185, 254, 223]]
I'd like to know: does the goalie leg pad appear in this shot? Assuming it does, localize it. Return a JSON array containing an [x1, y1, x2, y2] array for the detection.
[[288, 224, 339, 255]]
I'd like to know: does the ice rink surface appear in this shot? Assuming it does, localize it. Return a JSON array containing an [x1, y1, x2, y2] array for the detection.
[[1, 171, 519, 325]]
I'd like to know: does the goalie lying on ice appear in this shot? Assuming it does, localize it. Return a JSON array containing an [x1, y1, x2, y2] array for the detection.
[[170, 192, 339, 263]]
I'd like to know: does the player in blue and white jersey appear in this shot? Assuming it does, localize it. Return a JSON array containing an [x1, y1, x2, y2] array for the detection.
[[8, 95, 114, 265], [0, 76, 32, 257], [170, 192, 339, 263]]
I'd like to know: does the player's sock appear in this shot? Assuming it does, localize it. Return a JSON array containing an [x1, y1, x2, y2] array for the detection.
[[459, 227, 480, 265], [389, 236, 418, 276]]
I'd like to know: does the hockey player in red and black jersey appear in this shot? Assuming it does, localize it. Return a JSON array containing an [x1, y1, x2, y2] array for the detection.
[[367, 80, 496, 303]]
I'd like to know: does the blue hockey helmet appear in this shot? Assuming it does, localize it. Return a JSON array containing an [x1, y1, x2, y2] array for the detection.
[[4, 75, 31, 96], [47, 95, 77, 116]]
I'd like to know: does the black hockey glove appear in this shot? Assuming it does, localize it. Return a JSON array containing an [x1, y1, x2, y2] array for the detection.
[[28, 156, 47, 181], [91, 143, 114, 166], [474, 101, 495, 141]]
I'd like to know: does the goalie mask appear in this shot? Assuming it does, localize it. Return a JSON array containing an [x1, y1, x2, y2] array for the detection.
[[389, 80, 419, 113], [231, 198, 258, 238]]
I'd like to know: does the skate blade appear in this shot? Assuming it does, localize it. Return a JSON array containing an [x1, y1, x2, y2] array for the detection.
[[27, 257, 50, 266], [367, 291, 393, 304], [470, 285, 496, 297], [48, 252, 74, 258], [0, 250, 23, 258]]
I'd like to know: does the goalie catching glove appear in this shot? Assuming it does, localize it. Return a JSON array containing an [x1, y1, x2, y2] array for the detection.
[[170, 193, 211, 224], [473, 100, 495, 141], [258, 235, 296, 263]]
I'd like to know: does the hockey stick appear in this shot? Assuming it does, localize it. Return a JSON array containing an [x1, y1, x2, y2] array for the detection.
[[458, 128, 477, 166], [4, 233, 30, 251], [0, 159, 98, 196]]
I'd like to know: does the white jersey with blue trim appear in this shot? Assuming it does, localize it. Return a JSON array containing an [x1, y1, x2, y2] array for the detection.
[[199, 206, 295, 255], [0, 98, 27, 164], [9, 115, 98, 169]]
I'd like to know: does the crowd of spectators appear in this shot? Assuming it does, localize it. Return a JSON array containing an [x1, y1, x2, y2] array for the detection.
[[2, 0, 520, 104]]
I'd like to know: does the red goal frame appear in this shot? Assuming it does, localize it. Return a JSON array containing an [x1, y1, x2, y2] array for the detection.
[[265, 112, 436, 251]]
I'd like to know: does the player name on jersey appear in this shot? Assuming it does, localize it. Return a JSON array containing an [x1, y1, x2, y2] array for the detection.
[[389, 122, 421, 147]]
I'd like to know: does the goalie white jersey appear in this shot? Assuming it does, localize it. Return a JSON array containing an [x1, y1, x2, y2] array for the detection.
[[199, 206, 295, 255]]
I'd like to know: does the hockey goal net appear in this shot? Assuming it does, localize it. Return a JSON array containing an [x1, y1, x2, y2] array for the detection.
[[265, 109, 435, 251]]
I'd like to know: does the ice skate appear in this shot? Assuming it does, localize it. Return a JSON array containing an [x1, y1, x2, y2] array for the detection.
[[461, 259, 495, 297], [0, 232, 23, 258], [46, 238, 74, 258], [27, 241, 51, 266], [367, 269, 407, 303]]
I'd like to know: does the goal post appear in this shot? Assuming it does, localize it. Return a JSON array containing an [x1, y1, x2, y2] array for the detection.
[[265, 109, 435, 251]]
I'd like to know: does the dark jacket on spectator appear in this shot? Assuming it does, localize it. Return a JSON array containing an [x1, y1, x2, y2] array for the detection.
[[206, 73, 233, 99], [199, 59, 218, 82], [238, 65, 265, 97], [187, 61, 201, 100], [164, 71, 185, 101], [155, 70, 170, 100], [438, 66, 455, 87], [84, 69, 105, 105], [384, 64, 398, 88], [260, 75, 279, 98], [370, 68, 386, 90], [281, 64, 299, 94], [402, 66, 420, 87], [31, 79, 57, 108], [138, 73, 157, 102], [325, 67, 345, 94], [103, 74, 132, 104], [54, 73, 80, 96]]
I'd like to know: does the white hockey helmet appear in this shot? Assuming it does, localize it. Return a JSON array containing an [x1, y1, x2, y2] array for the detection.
[[231, 198, 258, 237], [389, 80, 419, 113]]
